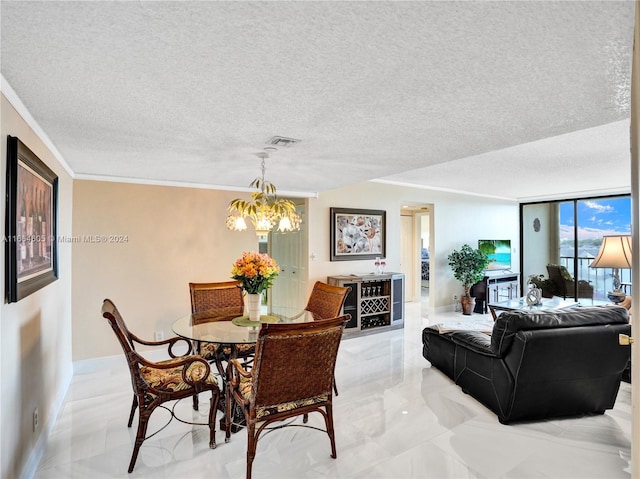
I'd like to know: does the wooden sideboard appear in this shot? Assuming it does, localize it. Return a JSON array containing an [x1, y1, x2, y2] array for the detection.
[[327, 273, 404, 335]]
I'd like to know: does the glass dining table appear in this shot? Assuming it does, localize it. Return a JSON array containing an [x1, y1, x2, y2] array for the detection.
[[171, 307, 314, 432], [172, 308, 315, 348]]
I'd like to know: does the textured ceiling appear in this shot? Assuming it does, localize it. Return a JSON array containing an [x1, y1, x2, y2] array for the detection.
[[0, 1, 635, 201]]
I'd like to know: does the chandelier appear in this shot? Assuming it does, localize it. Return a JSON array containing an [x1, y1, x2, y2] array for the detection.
[[226, 151, 302, 236]]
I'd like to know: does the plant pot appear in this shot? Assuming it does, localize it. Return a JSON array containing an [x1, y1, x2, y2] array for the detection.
[[460, 295, 475, 315], [246, 293, 261, 322], [541, 288, 554, 298]]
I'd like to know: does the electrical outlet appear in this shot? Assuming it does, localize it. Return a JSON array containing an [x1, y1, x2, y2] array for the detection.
[[155, 330, 164, 341], [453, 294, 458, 302], [33, 408, 38, 432]]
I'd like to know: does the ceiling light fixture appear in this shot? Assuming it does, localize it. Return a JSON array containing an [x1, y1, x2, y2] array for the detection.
[[226, 150, 302, 237]]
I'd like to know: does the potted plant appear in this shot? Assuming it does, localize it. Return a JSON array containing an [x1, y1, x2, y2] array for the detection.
[[527, 274, 555, 298], [447, 244, 490, 315]]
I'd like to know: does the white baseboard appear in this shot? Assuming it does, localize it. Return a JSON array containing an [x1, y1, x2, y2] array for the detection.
[[20, 366, 73, 479], [73, 349, 168, 375], [22, 351, 170, 479]]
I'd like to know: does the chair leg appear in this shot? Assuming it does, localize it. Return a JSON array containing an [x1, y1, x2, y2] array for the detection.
[[209, 390, 219, 449], [214, 353, 227, 379], [128, 407, 152, 473], [323, 404, 337, 459], [333, 376, 339, 396], [246, 421, 257, 479], [127, 396, 138, 427], [193, 392, 199, 411], [225, 383, 233, 443]]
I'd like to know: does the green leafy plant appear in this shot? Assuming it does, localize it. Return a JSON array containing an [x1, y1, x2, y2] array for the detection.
[[447, 244, 490, 296], [527, 274, 546, 289], [527, 273, 555, 297]]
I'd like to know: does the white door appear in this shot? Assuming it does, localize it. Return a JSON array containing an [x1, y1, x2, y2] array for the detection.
[[400, 214, 416, 302], [269, 204, 307, 315]]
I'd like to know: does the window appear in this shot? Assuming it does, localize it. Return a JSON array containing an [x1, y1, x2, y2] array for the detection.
[[521, 195, 631, 301]]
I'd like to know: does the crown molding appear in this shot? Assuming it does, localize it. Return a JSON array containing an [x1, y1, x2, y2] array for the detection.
[[1, 75, 75, 178], [74, 173, 319, 198]]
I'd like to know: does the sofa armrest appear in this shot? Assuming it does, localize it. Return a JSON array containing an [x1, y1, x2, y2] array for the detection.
[[450, 331, 497, 357]]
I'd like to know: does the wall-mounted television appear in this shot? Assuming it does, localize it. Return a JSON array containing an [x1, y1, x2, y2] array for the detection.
[[478, 239, 511, 271]]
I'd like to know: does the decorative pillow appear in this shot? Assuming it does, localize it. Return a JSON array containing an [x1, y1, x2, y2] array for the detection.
[[559, 265, 574, 281], [547, 264, 574, 281]]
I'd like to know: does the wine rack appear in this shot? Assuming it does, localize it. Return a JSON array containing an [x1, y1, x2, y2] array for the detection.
[[361, 296, 390, 316], [327, 273, 404, 336]]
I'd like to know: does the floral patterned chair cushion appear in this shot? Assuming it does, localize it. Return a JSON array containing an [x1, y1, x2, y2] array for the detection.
[[141, 358, 218, 394], [236, 374, 329, 420], [198, 342, 255, 360], [102, 298, 221, 473]]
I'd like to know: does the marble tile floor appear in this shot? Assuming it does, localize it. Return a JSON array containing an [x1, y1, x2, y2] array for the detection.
[[34, 303, 632, 479]]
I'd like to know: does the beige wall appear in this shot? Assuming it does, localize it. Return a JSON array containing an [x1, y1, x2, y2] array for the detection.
[[72, 180, 258, 360], [1, 94, 73, 479]]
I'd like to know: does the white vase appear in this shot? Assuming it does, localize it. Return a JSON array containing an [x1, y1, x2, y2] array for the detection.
[[247, 293, 261, 322]]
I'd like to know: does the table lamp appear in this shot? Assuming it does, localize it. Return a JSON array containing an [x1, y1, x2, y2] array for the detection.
[[589, 235, 632, 303]]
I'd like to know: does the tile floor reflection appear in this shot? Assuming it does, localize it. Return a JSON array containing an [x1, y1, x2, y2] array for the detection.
[[34, 303, 631, 478]]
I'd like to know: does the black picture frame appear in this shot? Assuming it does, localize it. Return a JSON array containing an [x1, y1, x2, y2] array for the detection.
[[5, 136, 58, 303], [330, 207, 386, 261]]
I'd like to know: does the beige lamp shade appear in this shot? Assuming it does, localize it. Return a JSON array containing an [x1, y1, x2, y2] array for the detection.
[[589, 235, 632, 303], [589, 235, 632, 269]]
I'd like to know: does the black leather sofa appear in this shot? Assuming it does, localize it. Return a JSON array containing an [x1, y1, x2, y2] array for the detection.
[[423, 306, 631, 424]]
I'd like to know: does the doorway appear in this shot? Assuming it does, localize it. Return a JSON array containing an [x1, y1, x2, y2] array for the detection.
[[400, 203, 432, 305], [268, 201, 308, 314], [419, 211, 430, 303]]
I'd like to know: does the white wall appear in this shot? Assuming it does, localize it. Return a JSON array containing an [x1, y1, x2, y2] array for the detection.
[[306, 182, 519, 313], [1, 91, 73, 479], [522, 202, 557, 282], [421, 213, 430, 250]]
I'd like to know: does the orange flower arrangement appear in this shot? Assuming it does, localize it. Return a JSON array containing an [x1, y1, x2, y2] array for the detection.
[[231, 251, 280, 294]]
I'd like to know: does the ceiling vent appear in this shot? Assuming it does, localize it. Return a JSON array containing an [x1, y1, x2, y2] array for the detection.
[[266, 136, 301, 148]]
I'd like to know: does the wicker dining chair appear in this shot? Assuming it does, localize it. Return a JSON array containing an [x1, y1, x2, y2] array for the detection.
[[305, 281, 351, 319], [189, 281, 245, 320], [102, 299, 220, 473], [189, 281, 255, 375], [225, 315, 349, 479], [297, 281, 350, 395]]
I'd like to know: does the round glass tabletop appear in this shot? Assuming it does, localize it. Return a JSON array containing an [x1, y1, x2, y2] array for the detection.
[[171, 308, 314, 344]]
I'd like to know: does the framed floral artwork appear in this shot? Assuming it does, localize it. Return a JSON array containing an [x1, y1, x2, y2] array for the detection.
[[330, 207, 385, 261]]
